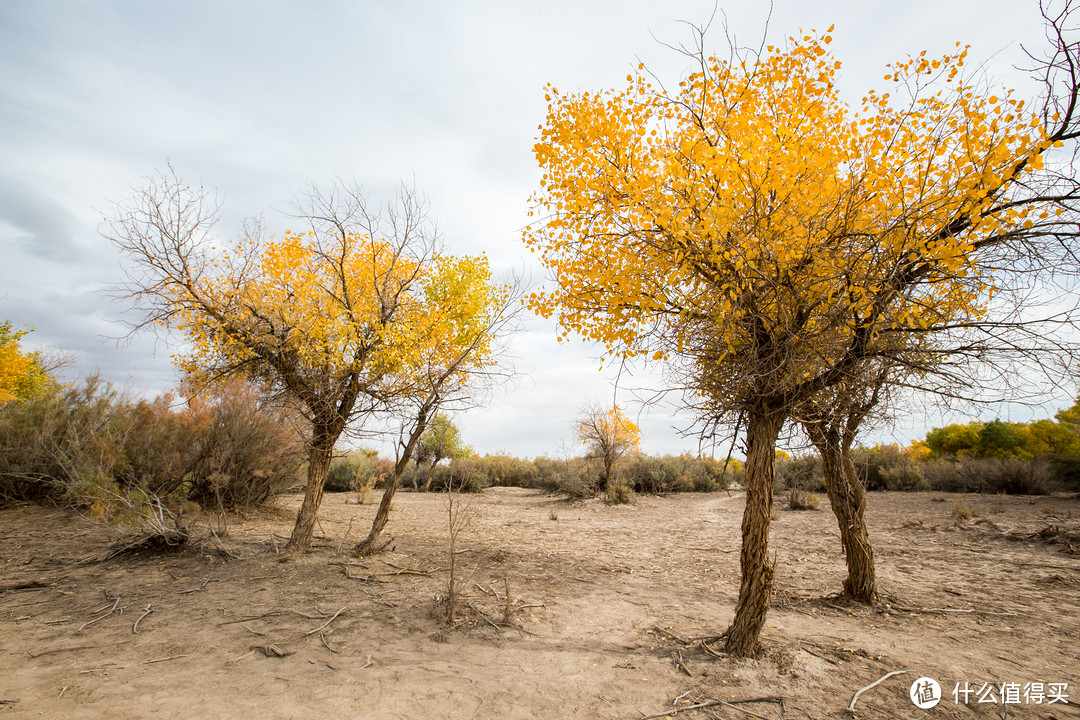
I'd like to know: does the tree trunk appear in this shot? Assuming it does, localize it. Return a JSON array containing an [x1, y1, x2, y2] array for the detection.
[[725, 409, 784, 657], [422, 452, 442, 493], [286, 423, 336, 552], [806, 421, 877, 603], [838, 444, 876, 601], [601, 453, 614, 496], [354, 407, 431, 556]]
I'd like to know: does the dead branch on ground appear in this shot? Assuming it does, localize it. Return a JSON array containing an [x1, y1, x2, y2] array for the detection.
[[132, 604, 152, 633], [847, 670, 908, 713]]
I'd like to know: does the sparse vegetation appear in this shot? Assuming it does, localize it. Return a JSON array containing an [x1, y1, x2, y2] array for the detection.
[[950, 501, 984, 519], [787, 488, 821, 511]]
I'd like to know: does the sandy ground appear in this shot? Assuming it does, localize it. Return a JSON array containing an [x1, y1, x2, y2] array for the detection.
[[1, 487, 1079, 719]]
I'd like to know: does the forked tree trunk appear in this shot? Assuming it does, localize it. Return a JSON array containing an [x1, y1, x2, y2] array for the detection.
[[286, 423, 337, 552], [725, 409, 784, 657], [353, 407, 432, 556], [806, 421, 877, 603]]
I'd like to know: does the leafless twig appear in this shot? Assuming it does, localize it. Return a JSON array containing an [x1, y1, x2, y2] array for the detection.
[[848, 670, 909, 712], [79, 596, 120, 631], [302, 607, 347, 636], [132, 604, 153, 634]]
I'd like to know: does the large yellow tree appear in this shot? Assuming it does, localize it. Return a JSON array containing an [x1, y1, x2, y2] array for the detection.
[[110, 173, 510, 552], [525, 22, 1078, 654]]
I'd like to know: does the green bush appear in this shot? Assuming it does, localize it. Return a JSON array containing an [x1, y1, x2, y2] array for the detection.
[[606, 478, 636, 504], [1049, 455, 1080, 492], [775, 454, 825, 493], [326, 450, 379, 493], [429, 457, 492, 493], [624, 455, 735, 494]]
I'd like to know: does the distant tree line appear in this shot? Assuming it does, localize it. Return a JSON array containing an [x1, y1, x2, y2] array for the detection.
[[776, 400, 1080, 497]]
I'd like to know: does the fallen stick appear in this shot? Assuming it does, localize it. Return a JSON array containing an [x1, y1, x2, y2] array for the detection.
[[320, 632, 339, 653], [228, 649, 256, 664], [252, 644, 290, 657], [640, 697, 782, 720], [218, 611, 289, 626], [381, 561, 430, 575], [303, 607, 347, 636], [652, 625, 689, 645], [178, 578, 211, 594], [26, 645, 100, 658], [672, 689, 694, 705], [671, 650, 693, 677], [375, 569, 430, 577], [209, 527, 241, 559], [132, 604, 153, 634], [848, 670, 908, 712], [464, 601, 502, 634], [79, 596, 121, 632], [143, 654, 190, 665], [700, 640, 728, 658]]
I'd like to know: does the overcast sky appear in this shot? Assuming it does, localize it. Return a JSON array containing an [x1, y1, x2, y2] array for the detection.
[[0, 0, 1070, 458]]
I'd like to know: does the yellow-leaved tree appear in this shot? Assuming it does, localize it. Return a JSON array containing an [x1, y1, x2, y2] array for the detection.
[[0, 322, 48, 404], [525, 17, 1080, 654], [110, 172, 514, 552], [574, 403, 641, 498]]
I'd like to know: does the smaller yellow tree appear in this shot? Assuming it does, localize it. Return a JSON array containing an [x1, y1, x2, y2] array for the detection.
[[110, 171, 512, 552], [0, 322, 48, 404], [574, 404, 641, 497]]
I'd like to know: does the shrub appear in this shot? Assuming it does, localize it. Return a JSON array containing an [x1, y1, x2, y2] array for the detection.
[[428, 458, 492, 493], [326, 450, 379, 493], [851, 444, 927, 491], [182, 382, 306, 509], [924, 457, 1052, 495], [1048, 455, 1080, 492], [775, 454, 825, 493], [951, 501, 983, 519], [606, 478, 636, 505], [624, 455, 735, 495], [787, 488, 821, 510], [0, 375, 304, 512]]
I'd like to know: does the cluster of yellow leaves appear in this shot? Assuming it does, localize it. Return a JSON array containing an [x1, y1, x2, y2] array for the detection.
[[0, 322, 48, 404], [170, 230, 507, 401], [524, 30, 1052, 405]]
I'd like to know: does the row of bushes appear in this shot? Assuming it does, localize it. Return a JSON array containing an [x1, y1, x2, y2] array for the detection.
[[326, 451, 741, 499], [776, 445, 1080, 496], [0, 376, 306, 517]]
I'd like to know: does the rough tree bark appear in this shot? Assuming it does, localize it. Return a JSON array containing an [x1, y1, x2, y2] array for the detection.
[[725, 408, 785, 656], [287, 421, 337, 552], [805, 420, 876, 603]]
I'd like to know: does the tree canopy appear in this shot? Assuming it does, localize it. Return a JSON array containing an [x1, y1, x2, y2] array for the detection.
[[0, 322, 48, 404]]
